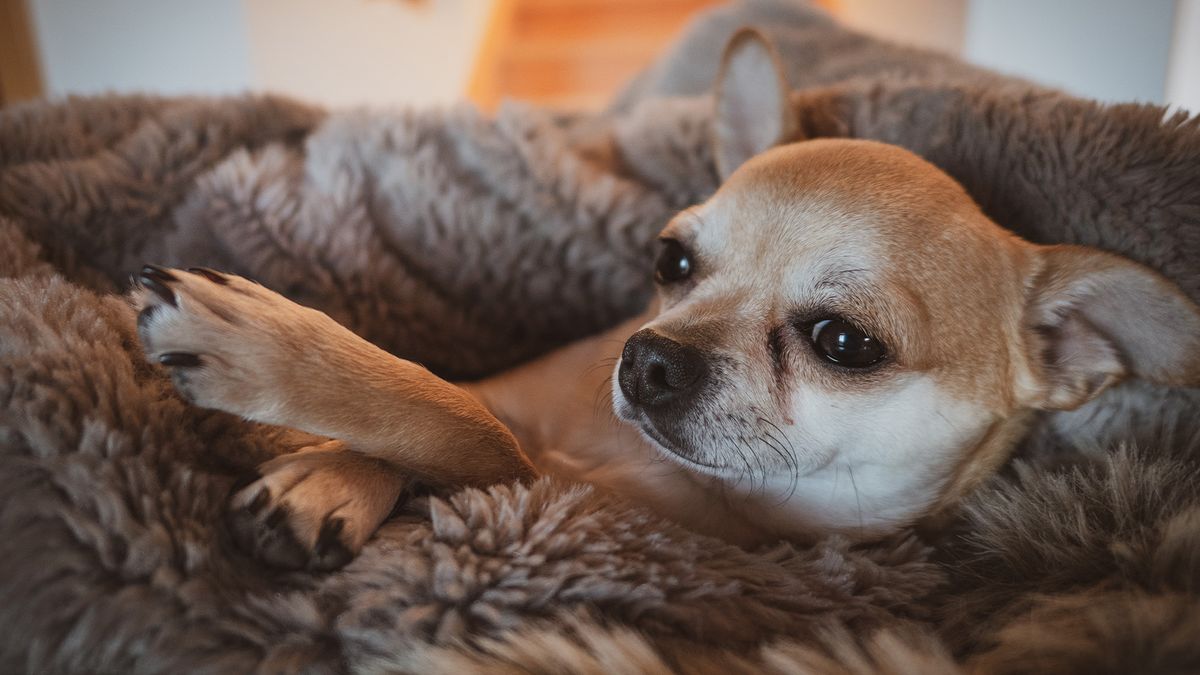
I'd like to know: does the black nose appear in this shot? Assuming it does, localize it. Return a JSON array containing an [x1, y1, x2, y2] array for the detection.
[[618, 329, 708, 408]]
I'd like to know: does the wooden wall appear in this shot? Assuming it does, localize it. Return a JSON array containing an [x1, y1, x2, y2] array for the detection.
[[0, 0, 44, 105]]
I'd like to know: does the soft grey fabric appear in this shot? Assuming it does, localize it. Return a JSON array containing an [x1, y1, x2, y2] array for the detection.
[[2, 0, 1199, 672]]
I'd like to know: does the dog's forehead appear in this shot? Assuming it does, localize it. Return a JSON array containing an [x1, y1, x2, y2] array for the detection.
[[671, 141, 1021, 311], [692, 140, 981, 256], [730, 139, 971, 205]]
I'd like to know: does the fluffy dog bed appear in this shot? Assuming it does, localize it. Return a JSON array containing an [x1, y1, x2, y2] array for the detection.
[[2, 1, 1199, 672]]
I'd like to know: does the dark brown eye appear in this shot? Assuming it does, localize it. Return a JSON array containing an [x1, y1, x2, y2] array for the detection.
[[809, 318, 886, 368], [655, 239, 693, 284]]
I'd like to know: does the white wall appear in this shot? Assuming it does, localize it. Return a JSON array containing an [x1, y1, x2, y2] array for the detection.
[[243, 0, 492, 108], [964, 0, 1176, 104], [29, 0, 253, 96], [27, 0, 492, 107], [839, 0, 1192, 108], [1168, 0, 1200, 113], [25, 0, 1200, 113]]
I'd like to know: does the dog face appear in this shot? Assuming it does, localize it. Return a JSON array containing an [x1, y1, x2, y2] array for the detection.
[[611, 31, 1200, 540], [613, 140, 1035, 537]]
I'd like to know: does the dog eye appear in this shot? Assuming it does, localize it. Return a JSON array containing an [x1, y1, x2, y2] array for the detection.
[[809, 318, 886, 368], [655, 239, 693, 284]]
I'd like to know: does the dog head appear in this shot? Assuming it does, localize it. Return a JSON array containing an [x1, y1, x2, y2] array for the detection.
[[611, 30, 1200, 540]]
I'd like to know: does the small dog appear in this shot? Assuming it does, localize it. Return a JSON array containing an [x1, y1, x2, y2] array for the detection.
[[135, 31, 1200, 569]]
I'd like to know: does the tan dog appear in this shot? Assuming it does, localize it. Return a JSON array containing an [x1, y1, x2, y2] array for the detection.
[[135, 32, 1200, 569]]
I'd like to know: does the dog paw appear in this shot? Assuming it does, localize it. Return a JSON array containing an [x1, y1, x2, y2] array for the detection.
[[227, 442, 411, 571], [134, 264, 336, 421]]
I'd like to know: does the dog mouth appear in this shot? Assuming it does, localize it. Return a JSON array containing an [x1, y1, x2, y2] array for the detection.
[[611, 370, 732, 475], [630, 412, 732, 475]]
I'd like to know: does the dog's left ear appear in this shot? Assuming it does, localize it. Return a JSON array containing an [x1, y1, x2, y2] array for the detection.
[[1025, 245, 1200, 410], [713, 28, 796, 180]]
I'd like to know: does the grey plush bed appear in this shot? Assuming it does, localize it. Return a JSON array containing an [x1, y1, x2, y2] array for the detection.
[[2, 1, 1199, 672]]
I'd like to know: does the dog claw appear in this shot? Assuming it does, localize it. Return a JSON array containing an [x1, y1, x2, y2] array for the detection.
[[188, 267, 229, 285], [264, 507, 287, 529], [246, 488, 270, 515], [314, 517, 352, 570], [141, 264, 178, 283], [317, 517, 344, 546], [159, 352, 201, 367], [229, 471, 262, 496], [139, 266, 177, 306]]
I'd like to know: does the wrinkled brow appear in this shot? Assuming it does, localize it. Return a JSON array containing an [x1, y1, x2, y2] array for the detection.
[[814, 268, 870, 293]]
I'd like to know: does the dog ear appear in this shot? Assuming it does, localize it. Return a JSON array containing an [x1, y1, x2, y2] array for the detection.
[[713, 28, 795, 180], [1025, 245, 1200, 410]]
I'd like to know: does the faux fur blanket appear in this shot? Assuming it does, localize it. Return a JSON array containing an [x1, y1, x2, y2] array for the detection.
[[3, 1, 1199, 672]]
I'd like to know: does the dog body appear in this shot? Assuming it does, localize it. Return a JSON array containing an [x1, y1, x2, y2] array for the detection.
[[467, 138, 1042, 545], [134, 33, 1200, 569]]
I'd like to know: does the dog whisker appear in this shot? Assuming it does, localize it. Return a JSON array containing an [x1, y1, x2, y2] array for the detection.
[[759, 416, 798, 470], [847, 464, 864, 538], [734, 434, 765, 496], [756, 430, 799, 505], [754, 416, 792, 468], [581, 356, 619, 377], [720, 433, 749, 491]]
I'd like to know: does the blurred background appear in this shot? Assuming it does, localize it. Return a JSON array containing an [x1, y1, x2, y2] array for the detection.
[[1, 0, 1197, 113]]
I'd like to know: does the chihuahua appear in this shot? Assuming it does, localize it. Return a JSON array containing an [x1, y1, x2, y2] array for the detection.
[[135, 31, 1200, 570]]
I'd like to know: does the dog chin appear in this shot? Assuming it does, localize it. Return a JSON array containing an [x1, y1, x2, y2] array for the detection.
[[636, 423, 732, 477], [611, 391, 730, 477]]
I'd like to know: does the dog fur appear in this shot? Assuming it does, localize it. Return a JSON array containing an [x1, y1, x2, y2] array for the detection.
[[134, 32, 1200, 567], [6, 2, 1200, 670]]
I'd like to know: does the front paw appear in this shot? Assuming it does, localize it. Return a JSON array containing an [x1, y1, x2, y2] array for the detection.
[[133, 264, 325, 420], [227, 443, 411, 571]]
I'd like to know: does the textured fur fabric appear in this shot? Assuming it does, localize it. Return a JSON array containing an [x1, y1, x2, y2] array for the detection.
[[2, 0, 1199, 672], [938, 444, 1200, 673]]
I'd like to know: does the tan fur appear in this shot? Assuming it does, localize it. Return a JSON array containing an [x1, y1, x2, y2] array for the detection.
[[654, 141, 1046, 524], [227, 441, 410, 551], [134, 32, 1200, 563], [138, 136, 1200, 556], [135, 269, 536, 564], [136, 269, 532, 488], [709, 139, 1038, 407]]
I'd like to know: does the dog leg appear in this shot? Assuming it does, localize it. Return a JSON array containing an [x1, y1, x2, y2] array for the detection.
[[133, 265, 535, 570]]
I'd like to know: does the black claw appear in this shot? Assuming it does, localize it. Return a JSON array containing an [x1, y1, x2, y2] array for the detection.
[[246, 488, 270, 515], [264, 507, 287, 529], [316, 517, 345, 551], [315, 540, 353, 572], [261, 527, 309, 570], [139, 273, 177, 307], [227, 508, 257, 554], [159, 352, 201, 368], [314, 518, 352, 571], [188, 267, 229, 285], [387, 493, 410, 520], [224, 495, 308, 569], [229, 471, 262, 495], [141, 264, 178, 283]]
